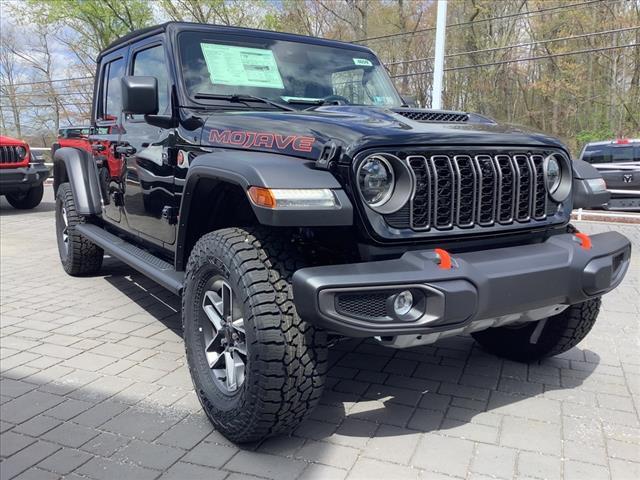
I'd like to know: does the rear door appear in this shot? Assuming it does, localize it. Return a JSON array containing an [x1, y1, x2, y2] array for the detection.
[[91, 49, 127, 223]]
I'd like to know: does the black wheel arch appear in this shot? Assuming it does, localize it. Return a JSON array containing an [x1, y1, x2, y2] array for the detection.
[[175, 151, 353, 271], [53, 147, 103, 216]]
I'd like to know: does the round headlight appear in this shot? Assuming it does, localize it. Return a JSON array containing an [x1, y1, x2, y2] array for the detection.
[[357, 155, 394, 207], [543, 153, 571, 202], [15, 146, 27, 160], [544, 155, 561, 194]]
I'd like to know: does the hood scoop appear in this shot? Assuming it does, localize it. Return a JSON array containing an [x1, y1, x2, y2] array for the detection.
[[393, 109, 469, 123]]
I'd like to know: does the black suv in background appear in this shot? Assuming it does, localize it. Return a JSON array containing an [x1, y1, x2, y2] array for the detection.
[[51, 22, 630, 443], [580, 138, 640, 211]]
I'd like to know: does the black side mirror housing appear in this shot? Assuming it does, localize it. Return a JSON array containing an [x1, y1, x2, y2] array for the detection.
[[122, 76, 158, 115], [401, 94, 419, 108], [572, 159, 611, 209]]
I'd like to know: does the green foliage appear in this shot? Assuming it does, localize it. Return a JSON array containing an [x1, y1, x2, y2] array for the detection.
[[576, 129, 616, 147], [20, 0, 154, 53]]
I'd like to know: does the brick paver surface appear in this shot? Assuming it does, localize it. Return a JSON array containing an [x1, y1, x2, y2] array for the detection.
[[1, 187, 639, 480]]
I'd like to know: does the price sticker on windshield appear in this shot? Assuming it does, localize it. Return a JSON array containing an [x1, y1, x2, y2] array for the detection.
[[353, 58, 373, 67], [200, 43, 285, 89]]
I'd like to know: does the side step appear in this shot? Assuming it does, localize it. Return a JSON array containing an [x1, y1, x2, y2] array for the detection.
[[76, 223, 184, 295]]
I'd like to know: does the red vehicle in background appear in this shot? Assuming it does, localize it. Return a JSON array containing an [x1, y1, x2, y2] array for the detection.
[[55, 126, 93, 152], [0, 135, 49, 209], [52, 125, 120, 187]]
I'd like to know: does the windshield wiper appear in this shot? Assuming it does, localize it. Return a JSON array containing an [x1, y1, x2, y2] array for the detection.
[[193, 93, 296, 111]]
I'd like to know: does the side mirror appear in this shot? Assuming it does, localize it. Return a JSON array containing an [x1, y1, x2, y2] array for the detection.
[[401, 94, 419, 108], [572, 159, 611, 209], [122, 76, 158, 115]]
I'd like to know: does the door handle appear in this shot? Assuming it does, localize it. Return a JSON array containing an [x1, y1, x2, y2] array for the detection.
[[115, 144, 136, 156], [92, 144, 106, 152]]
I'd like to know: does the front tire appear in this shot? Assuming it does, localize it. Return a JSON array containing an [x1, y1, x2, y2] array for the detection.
[[183, 227, 328, 443], [6, 183, 44, 209], [55, 183, 103, 275], [471, 299, 601, 362]]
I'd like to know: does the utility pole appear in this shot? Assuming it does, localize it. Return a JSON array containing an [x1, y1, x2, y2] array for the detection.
[[431, 0, 448, 110]]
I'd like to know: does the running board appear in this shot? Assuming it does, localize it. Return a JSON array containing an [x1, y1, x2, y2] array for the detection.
[[76, 224, 184, 295]]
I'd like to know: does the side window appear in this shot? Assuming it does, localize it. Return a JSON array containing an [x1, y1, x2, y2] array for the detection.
[[100, 57, 125, 122], [132, 45, 170, 116]]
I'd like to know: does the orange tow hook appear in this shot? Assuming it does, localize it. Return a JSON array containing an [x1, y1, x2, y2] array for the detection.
[[574, 232, 592, 250], [434, 248, 453, 270]]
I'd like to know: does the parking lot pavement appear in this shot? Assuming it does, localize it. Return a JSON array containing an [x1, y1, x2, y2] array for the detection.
[[1, 186, 639, 480]]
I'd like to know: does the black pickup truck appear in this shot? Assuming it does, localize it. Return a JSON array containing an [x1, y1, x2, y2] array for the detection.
[[52, 22, 630, 443]]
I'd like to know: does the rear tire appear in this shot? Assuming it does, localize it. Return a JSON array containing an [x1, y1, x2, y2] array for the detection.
[[55, 183, 103, 275], [6, 183, 44, 209], [183, 227, 327, 443], [471, 299, 601, 362]]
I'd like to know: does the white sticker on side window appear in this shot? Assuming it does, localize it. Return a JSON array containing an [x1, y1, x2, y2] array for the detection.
[[353, 58, 373, 67]]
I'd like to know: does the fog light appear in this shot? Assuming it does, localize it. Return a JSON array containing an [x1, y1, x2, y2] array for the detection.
[[393, 290, 413, 316]]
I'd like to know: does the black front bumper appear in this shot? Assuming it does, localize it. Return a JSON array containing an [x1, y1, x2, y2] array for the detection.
[[0, 164, 50, 195], [292, 232, 631, 337]]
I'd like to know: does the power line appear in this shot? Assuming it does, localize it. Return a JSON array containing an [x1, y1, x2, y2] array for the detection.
[[389, 43, 639, 78], [1, 76, 93, 88], [7, 91, 93, 98], [356, 0, 621, 43], [0, 102, 92, 108], [385, 26, 639, 67]]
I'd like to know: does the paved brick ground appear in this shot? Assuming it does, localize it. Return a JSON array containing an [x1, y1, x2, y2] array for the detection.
[[1, 187, 639, 480]]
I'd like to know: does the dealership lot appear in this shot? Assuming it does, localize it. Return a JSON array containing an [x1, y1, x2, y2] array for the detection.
[[1, 187, 639, 480]]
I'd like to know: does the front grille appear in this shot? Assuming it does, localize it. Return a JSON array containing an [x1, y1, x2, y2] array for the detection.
[[394, 110, 469, 123], [0, 146, 25, 166], [335, 292, 390, 321], [388, 151, 553, 232]]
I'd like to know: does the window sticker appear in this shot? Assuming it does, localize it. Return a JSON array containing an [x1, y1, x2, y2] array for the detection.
[[200, 43, 285, 89], [353, 58, 373, 67]]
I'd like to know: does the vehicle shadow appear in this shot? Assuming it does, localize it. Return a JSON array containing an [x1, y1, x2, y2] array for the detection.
[[98, 257, 598, 449], [101, 257, 183, 337], [0, 196, 56, 215]]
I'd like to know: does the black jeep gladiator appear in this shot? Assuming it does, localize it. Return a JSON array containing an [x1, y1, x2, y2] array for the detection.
[[52, 22, 631, 443]]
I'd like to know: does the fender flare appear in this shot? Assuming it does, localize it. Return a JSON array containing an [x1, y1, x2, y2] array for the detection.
[[175, 150, 353, 268], [53, 147, 102, 216]]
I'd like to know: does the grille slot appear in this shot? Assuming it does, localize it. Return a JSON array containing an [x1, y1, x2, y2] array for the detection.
[[395, 110, 469, 123], [386, 151, 553, 232], [0, 146, 23, 165]]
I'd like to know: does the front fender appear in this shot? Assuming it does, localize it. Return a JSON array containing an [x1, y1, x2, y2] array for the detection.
[[180, 150, 353, 228], [53, 147, 102, 216]]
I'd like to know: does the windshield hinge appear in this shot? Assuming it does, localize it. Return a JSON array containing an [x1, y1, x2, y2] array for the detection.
[[317, 141, 342, 169]]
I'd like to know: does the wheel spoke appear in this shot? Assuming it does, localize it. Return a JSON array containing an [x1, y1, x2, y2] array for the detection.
[[203, 291, 224, 331], [224, 351, 237, 391], [231, 317, 245, 333], [222, 283, 233, 322]]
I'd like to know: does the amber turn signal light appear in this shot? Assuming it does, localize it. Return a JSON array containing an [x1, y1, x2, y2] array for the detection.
[[248, 186, 277, 208]]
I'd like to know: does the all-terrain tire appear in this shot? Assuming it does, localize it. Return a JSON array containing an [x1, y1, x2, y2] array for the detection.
[[55, 183, 103, 275], [471, 298, 601, 362], [182, 227, 328, 443], [6, 183, 44, 209]]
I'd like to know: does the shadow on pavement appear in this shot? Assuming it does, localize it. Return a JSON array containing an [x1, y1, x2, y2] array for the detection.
[[0, 196, 56, 215], [97, 257, 598, 445]]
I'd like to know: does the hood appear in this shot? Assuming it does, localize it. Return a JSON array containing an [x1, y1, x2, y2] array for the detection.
[[196, 106, 566, 161], [0, 135, 28, 147]]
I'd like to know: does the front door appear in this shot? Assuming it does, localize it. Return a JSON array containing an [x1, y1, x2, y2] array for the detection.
[[120, 38, 176, 245]]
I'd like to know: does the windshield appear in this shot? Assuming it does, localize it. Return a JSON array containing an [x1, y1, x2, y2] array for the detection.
[[178, 31, 403, 109]]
